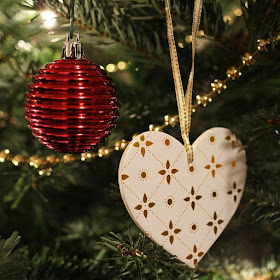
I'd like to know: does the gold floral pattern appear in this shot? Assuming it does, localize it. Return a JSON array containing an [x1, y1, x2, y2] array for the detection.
[[158, 160, 178, 184], [122, 174, 129, 180], [165, 196, 175, 208], [208, 134, 216, 144], [135, 193, 155, 218], [225, 134, 238, 149], [161, 220, 181, 244], [138, 169, 148, 181], [210, 189, 218, 200], [184, 186, 202, 210], [133, 134, 153, 157], [186, 245, 204, 266], [207, 212, 224, 234], [190, 223, 198, 233], [187, 164, 196, 175], [163, 137, 172, 148], [119, 128, 247, 268], [228, 181, 242, 202], [204, 155, 222, 178]]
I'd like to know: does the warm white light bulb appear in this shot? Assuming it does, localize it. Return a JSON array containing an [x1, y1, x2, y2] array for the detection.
[[117, 61, 127, 70], [41, 11, 56, 28], [106, 64, 117, 73], [234, 8, 242, 17]]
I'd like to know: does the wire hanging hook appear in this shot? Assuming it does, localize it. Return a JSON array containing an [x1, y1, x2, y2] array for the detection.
[[70, 0, 75, 39]]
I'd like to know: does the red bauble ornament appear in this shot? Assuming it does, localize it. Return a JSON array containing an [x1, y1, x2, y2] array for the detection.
[[25, 34, 119, 153]]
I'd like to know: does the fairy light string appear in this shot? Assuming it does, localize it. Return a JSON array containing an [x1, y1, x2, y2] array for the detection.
[[0, 36, 278, 176]]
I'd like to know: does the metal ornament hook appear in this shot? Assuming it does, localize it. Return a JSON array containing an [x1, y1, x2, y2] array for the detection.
[[61, 33, 84, 59]]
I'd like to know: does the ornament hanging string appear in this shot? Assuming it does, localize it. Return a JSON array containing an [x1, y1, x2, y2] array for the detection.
[[70, 0, 75, 39], [164, 0, 203, 164]]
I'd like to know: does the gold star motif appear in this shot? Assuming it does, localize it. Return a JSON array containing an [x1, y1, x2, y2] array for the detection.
[[228, 181, 242, 202], [186, 245, 204, 266], [204, 155, 222, 178], [184, 186, 202, 210], [133, 134, 153, 157], [207, 211, 224, 234], [161, 220, 181, 244], [158, 160, 178, 184], [134, 193, 155, 218]]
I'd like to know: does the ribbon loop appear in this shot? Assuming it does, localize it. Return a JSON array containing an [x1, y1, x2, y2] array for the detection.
[[164, 0, 203, 164]]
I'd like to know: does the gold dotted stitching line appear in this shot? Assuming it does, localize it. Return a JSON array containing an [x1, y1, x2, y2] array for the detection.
[[150, 209, 168, 228], [174, 204, 191, 227], [149, 209, 170, 248], [123, 181, 141, 201], [197, 171, 210, 192], [196, 201, 212, 219], [176, 236, 192, 251], [146, 131, 152, 138], [173, 176, 189, 193], [162, 236, 168, 247], [123, 131, 153, 169], [218, 195, 235, 217], [199, 227, 212, 248], [172, 149, 184, 166], [123, 148, 140, 169], [196, 146, 210, 162], [146, 147, 165, 166], [136, 210, 142, 220], [150, 176, 165, 200]]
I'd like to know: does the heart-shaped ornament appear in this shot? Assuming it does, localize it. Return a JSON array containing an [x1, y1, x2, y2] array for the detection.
[[119, 127, 247, 267]]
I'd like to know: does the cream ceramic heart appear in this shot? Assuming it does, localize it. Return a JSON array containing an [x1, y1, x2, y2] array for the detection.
[[118, 127, 247, 267]]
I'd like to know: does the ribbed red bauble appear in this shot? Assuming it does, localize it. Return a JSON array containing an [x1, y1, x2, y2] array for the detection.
[[25, 34, 120, 153]]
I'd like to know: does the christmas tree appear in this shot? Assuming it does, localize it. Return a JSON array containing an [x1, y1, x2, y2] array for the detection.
[[0, 0, 280, 279]]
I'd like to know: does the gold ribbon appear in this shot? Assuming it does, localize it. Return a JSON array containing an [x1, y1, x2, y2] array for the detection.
[[164, 0, 203, 164]]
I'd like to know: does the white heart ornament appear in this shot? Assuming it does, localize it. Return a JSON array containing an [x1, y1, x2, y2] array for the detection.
[[118, 127, 247, 267]]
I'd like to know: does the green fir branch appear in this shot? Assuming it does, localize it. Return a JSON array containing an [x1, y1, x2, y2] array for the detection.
[[0, 232, 30, 280], [100, 230, 207, 280], [28, 0, 227, 64]]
